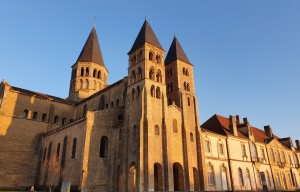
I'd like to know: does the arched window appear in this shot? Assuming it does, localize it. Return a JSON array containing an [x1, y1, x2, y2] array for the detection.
[[155, 55, 161, 64], [149, 67, 154, 80], [86, 79, 89, 89], [80, 79, 83, 89], [54, 116, 59, 124], [149, 51, 153, 61], [56, 143, 60, 159], [133, 54, 137, 64], [81, 67, 84, 76], [97, 71, 101, 79], [138, 50, 143, 62], [137, 86, 140, 98], [93, 69, 97, 77], [47, 142, 52, 161], [71, 138, 77, 159], [221, 167, 228, 190], [138, 67, 142, 80], [173, 163, 185, 191], [173, 119, 178, 133], [205, 139, 211, 153], [128, 162, 137, 192], [154, 125, 159, 135], [85, 67, 89, 76], [246, 168, 251, 186], [187, 97, 190, 106], [42, 113, 47, 121], [100, 136, 108, 158], [23, 109, 29, 118], [190, 132, 194, 142], [207, 165, 215, 186], [187, 83, 190, 91], [43, 147, 47, 163], [83, 104, 87, 118], [218, 140, 224, 155], [62, 117, 66, 125], [156, 87, 160, 99], [32, 111, 38, 120], [132, 88, 135, 100], [131, 70, 136, 84], [150, 85, 155, 97], [186, 69, 189, 76], [156, 70, 162, 83], [238, 168, 244, 186], [116, 99, 120, 107], [183, 67, 186, 75]]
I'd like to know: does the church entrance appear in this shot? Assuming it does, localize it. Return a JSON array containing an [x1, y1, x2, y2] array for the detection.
[[173, 162, 185, 191]]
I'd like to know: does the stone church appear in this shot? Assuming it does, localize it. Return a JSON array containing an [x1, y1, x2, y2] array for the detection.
[[1, 20, 300, 192], [0, 20, 206, 191]]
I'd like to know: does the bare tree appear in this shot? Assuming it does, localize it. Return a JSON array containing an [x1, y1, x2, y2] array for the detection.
[[44, 155, 63, 192]]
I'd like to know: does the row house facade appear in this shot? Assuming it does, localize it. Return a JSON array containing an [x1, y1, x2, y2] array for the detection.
[[201, 114, 300, 191]]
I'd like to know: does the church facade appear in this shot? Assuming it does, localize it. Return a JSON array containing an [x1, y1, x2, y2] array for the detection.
[[0, 20, 300, 192]]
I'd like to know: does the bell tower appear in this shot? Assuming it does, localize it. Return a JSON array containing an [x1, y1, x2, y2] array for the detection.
[[68, 26, 108, 102]]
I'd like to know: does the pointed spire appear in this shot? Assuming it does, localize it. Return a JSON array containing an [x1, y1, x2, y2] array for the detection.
[[128, 20, 163, 54], [76, 26, 105, 66], [165, 36, 191, 65]]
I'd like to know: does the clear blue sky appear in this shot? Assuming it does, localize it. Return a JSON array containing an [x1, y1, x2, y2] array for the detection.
[[1, 1, 299, 142]]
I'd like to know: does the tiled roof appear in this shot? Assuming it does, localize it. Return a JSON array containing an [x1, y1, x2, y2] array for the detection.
[[128, 20, 163, 54], [9, 86, 75, 105], [165, 36, 192, 65], [76, 26, 105, 66], [201, 114, 247, 139]]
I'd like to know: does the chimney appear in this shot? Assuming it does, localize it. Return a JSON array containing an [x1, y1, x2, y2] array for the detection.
[[296, 140, 300, 150], [264, 125, 273, 138], [236, 115, 240, 125], [229, 115, 238, 136], [243, 117, 248, 124]]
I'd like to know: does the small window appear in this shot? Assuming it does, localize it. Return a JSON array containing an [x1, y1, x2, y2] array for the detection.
[[54, 116, 59, 124], [138, 67, 142, 80], [132, 88, 135, 100], [70, 119, 74, 123], [93, 69, 97, 77], [42, 113, 47, 121], [150, 86, 155, 97], [241, 144, 246, 157], [190, 132, 194, 142], [97, 71, 101, 79], [71, 138, 77, 159], [106, 104, 108, 109], [149, 51, 153, 61], [56, 143, 60, 159], [156, 87, 161, 99], [62, 117, 66, 125], [100, 136, 108, 158], [23, 110, 29, 118], [154, 125, 159, 135], [85, 67, 89, 76], [183, 67, 186, 75], [155, 55, 161, 64], [156, 70, 162, 83], [187, 97, 190, 106], [218, 142, 224, 155], [149, 67, 154, 80], [81, 67, 84, 76], [205, 140, 211, 153], [116, 99, 120, 107], [32, 111, 38, 120]]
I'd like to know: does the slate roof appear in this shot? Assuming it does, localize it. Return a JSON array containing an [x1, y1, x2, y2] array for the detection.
[[76, 26, 105, 66], [128, 20, 163, 54], [201, 114, 247, 139], [165, 36, 192, 65]]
